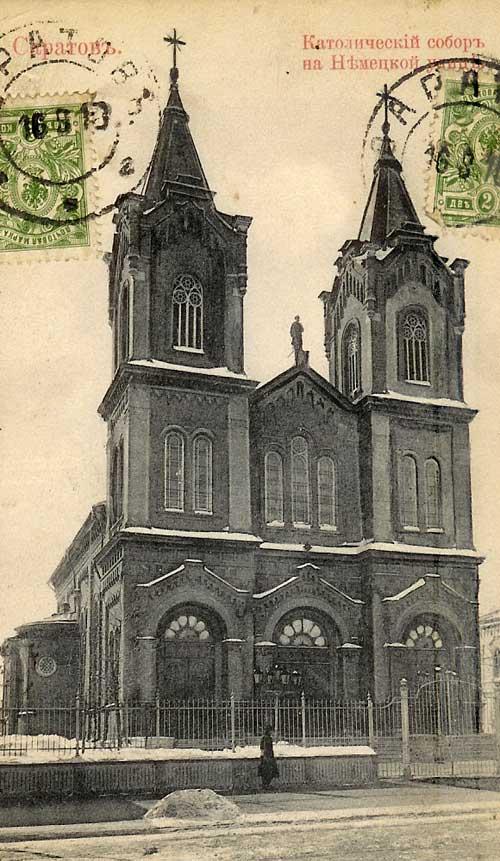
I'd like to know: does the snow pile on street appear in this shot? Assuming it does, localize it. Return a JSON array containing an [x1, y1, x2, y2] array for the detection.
[[144, 788, 240, 821]]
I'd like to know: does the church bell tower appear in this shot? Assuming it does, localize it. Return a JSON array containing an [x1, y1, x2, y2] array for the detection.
[[99, 34, 256, 537]]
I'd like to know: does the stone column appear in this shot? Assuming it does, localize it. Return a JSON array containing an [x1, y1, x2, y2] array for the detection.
[[455, 645, 478, 683], [223, 639, 245, 699], [385, 644, 409, 697], [136, 636, 157, 702], [339, 644, 362, 699]]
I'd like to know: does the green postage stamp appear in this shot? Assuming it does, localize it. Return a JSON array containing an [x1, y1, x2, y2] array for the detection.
[[0, 96, 91, 255], [431, 77, 500, 228]]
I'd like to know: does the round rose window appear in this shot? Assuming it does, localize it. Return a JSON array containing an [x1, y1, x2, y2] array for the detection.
[[36, 656, 57, 677]]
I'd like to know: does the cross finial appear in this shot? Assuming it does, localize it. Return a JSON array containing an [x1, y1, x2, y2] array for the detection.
[[377, 83, 391, 136], [164, 29, 186, 85]]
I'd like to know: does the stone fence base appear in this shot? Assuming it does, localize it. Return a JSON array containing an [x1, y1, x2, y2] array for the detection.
[[0, 750, 377, 801]]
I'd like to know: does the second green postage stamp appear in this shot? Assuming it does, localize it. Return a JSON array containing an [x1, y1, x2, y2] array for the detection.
[[430, 77, 500, 228]]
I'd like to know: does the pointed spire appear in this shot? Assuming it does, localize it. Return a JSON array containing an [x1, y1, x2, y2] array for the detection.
[[143, 30, 211, 202], [358, 84, 422, 245]]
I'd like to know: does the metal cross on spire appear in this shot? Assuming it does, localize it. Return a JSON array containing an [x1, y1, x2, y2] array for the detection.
[[377, 83, 391, 136], [164, 29, 186, 85]]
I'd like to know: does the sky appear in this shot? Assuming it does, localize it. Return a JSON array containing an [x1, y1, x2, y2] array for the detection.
[[1, 0, 500, 647]]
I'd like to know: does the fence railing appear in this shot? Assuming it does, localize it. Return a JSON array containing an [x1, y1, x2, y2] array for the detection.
[[0, 679, 496, 762]]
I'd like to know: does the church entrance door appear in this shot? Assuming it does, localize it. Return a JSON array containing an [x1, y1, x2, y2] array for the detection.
[[156, 606, 225, 701], [157, 642, 216, 700]]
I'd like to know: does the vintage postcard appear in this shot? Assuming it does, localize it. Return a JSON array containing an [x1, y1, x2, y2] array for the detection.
[[0, 0, 500, 857]]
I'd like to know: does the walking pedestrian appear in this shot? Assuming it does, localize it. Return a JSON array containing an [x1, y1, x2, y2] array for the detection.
[[258, 724, 279, 790]]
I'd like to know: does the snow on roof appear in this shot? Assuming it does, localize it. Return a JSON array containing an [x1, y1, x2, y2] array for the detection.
[[136, 563, 186, 588], [137, 560, 249, 594], [371, 390, 473, 410], [320, 578, 364, 604], [254, 641, 277, 647], [122, 526, 262, 544], [128, 358, 257, 383], [383, 578, 426, 602], [259, 539, 482, 559], [384, 642, 408, 648], [253, 577, 297, 599]]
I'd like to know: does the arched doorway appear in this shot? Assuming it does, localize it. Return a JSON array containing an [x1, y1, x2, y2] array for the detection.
[[156, 605, 226, 700], [402, 615, 458, 691], [272, 609, 341, 698]]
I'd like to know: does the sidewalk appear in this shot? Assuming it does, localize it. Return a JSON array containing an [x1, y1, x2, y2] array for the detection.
[[1, 783, 500, 844]]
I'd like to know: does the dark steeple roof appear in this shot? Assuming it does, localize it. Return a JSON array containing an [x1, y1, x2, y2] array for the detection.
[[358, 110, 421, 245], [143, 64, 211, 202]]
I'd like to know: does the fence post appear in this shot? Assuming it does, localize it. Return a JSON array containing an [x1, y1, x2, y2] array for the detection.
[[400, 678, 411, 778], [274, 695, 279, 739], [155, 689, 160, 739], [494, 682, 500, 775], [230, 692, 236, 752], [75, 692, 81, 758], [301, 691, 306, 747], [367, 692, 375, 749]]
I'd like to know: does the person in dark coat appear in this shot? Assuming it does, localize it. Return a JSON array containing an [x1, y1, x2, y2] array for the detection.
[[258, 724, 279, 789]]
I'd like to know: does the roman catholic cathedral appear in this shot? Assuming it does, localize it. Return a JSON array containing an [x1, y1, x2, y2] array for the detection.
[[2, 43, 482, 713]]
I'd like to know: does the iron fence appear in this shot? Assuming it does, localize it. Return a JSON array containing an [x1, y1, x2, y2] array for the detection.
[[0, 679, 497, 783]]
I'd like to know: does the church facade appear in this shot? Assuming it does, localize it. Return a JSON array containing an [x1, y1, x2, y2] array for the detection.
[[2, 58, 482, 713]]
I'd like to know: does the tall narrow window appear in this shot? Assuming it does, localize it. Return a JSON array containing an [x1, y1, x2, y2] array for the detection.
[[119, 284, 129, 364], [401, 454, 418, 529], [164, 431, 184, 511], [111, 439, 124, 522], [291, 436, 310, 526], [343, 322, 361, 398], [425, 458, 442, 529], [194, 436, 213, 514], [401, 309, 429, 383], [172, 274, 203, 351], [265, 451, 284, 525], [318, 456, 336, 529]]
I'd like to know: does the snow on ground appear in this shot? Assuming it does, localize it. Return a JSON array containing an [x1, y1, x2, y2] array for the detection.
[[0, 737, 375, 764]]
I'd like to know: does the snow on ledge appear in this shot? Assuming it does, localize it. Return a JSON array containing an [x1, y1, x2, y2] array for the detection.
[[259, 539, 482, 559], [129, 359, 257, 383], [371, 391, 473, 410], [122, 526, 262, 544]]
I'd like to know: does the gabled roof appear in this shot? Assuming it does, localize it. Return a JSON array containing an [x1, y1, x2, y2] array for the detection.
[[358, 130, 422, 245], [143, 68, 212, 202], [251, 363, 353, 411]]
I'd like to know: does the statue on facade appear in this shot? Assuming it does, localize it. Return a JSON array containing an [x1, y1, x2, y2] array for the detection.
[[290, 315, 308, 366]]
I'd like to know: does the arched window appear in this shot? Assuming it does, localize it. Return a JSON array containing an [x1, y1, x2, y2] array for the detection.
[[401, 454, 418, 529], [343, 321, 361, 398], [164, 431, 184, 511], [401, 309, 430, 383], [265, 451, 284, 525], [118, 284, 129, 364], [163, 612, 212, 642], [193, 435, 213, 514], [172, 274, 203, 351], [317, 456, 336, 529], [278, 617, 327, 647], [291, 436, 310, 526], [111, 439, 124, 522], [425, 458, 442, 529], [405, 624, 443, 650]]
